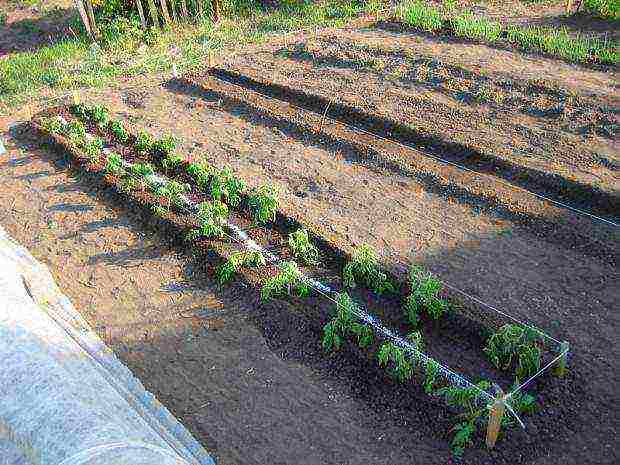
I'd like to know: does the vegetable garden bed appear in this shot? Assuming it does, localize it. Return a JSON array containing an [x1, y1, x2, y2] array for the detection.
[[32, 103, 569, 456]]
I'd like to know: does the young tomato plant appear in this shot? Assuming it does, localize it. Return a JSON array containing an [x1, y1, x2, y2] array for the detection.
[[484, 324, 543, 380], [82, 137, 104, 165], [105, 152, 125, 176], [64, 120, 87, 147], [186, 161, 212, 190], [151, 134, 177, 158], [248, 184, 279, 224], [404, 265, 448, 324], [135, 131, 154, 155], [108, 120, 130, 143], [153, 180, 190, 210], [210, 167, 246, 207], [424, 359, 440, 394], [322, 293, 374, 351], [186, 200, 229, 240], [288, 228, 319, 265], [260, 261, 309, 301], [215, 250, 266, 284], [377, 341, 414, 383], [41, 116, 64, 135], [343, 244, 394, 295], [88, 104, 110, 127], [161, 153, 185, 171]]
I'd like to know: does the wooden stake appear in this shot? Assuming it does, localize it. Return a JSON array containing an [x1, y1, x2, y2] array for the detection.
[[170, 0, 179, 23], [553, 341, 570, 377], [135, 0, 147, 29], [196, 0, 203, 20], [159, 0, 172, 25], [73, 0, 93, 39], [180, 0, 189, 19], [83, 0, 100, 38], [145, 0, 161, 29], [485, 387, 505, 449], [212, 0, 221, 23]]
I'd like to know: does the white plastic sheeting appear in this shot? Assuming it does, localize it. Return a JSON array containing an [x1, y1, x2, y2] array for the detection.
[[0, 226, 215, 465]]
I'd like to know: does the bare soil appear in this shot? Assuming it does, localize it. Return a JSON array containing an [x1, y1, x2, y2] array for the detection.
[[1, 15, 619, 465], [0, 1, 75, 57]]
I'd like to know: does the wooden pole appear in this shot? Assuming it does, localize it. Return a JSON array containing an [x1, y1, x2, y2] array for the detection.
[[145, 0, 161, 29], [553, 341, 570, 377], [83, 0, 99, 38], [180, 0, 189, 19], [159, 0, 172, 25], [212, 0, 221, 23], [485, 386, 505, 449], [196, 0, 203, 20], [73, 0, 93, 39], [170, 0, 179, 23], [135, 0, 147, 29]]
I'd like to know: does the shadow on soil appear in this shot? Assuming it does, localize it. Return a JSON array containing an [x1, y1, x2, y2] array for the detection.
[[166, 78, 618, 264], [523, 12, 620, 39], [0, 6, 77, 55], [276, 42, 617, 139], [206, 68, 620, 222]]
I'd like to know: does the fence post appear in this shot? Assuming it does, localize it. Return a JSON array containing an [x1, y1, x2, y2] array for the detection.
[[135, 0, 147, 28], [485, 386, 505, 449], [170, 0, 179, 23], [212, 0, 221, 22], [73, 0, 93, 39], [159, 0, 172, 25], [83, 0, 100, 38], [180, 0, 189, 19], [553, 341, 569, 377], [145, 0, 161, 29]]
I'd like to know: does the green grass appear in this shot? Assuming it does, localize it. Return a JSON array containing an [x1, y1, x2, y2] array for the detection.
[[0, 1, 376, 110], [583, 0, 620, 20], [451, 12, 502, 42], [395, 1, 619, 65], [396, 0, 444, 32]]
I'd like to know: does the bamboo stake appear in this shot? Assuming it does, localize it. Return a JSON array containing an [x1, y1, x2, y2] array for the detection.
[[145, 0, 161, 29], [73, 0, 93, 39], [159, 0, 172, 26], [83, 0, 100, 38], [135, 0, 147, 29], [553, 341, 570, 377], [485, 387, 505, 449]]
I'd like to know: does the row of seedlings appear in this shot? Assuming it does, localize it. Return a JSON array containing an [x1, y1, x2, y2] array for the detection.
[[38, 104, 563, 456]]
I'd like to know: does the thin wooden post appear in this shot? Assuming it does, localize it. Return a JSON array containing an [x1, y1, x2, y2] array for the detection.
[[553, 341, 570, 377], [135, 0, 147, 29], [212, 0, 221, 23], [145, 0, 161, 29], [159, 0, 172, 25], [485, 386, 505, 449], [180, 0, 189, 19], [73, 0, 93, 38], [170, 0, 179, 23], [196, 0, 203, 20], [83, 0, 100, 38]]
